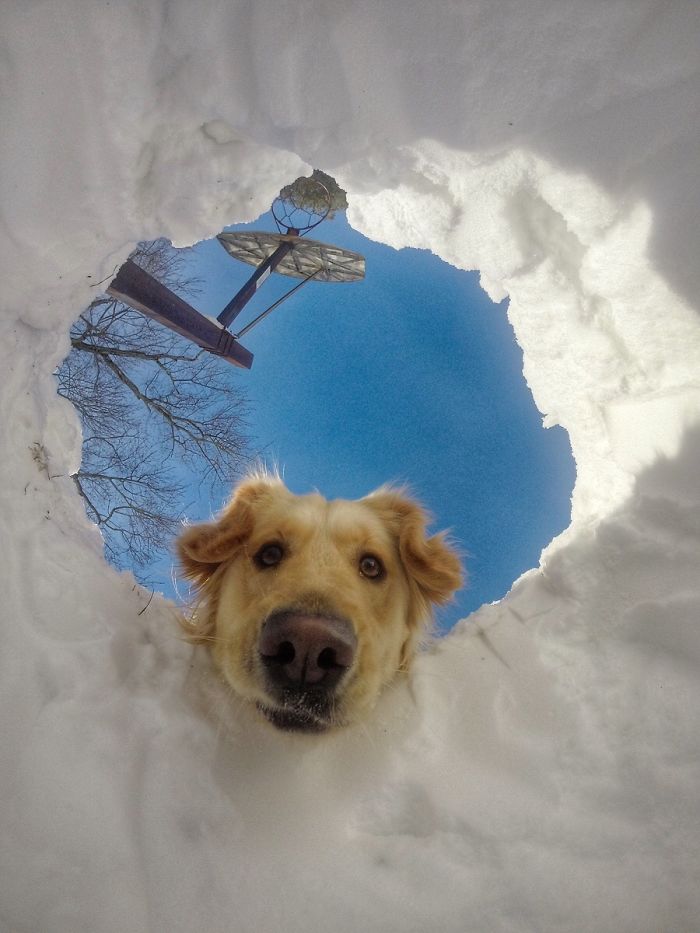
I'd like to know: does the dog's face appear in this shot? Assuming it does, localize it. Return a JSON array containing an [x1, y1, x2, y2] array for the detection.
[[177, 477, 462, 733]]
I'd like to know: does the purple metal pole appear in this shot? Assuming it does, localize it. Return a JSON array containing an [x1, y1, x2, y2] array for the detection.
[[217, 239, 295, 328]]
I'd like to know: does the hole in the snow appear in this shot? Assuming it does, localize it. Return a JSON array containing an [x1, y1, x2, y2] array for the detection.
[[57, 172, 575, 633]]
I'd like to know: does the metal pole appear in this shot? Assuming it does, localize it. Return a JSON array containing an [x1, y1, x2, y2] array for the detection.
[[217, 241, 295, 328], [234, 269, 322, 339]]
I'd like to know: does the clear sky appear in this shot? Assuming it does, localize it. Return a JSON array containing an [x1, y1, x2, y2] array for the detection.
[[174, 209, 575, 632]]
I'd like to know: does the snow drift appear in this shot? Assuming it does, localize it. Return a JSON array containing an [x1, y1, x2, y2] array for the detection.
[[1, 2, 699, 931]]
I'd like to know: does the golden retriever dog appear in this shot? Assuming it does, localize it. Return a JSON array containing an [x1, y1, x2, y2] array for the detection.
[[177, 474, 463, 733]]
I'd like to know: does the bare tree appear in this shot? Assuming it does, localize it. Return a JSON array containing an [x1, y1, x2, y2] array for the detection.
[[56, 239, 250, 578]]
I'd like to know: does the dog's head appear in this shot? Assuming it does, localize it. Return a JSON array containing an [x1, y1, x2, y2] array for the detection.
[[177, 475, 463, 733]]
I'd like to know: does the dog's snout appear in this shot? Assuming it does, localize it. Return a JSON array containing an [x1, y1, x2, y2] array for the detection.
[[259, 612, 356, 690]]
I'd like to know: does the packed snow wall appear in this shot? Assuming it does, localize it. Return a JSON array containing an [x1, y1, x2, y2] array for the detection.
[[1, 3, 699, 932]]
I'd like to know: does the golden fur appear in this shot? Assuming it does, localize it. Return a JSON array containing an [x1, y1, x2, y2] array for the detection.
[[177, 474, 463, 732]]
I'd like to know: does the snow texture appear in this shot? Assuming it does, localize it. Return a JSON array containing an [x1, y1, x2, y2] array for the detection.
[[2, 2, 700, 931]]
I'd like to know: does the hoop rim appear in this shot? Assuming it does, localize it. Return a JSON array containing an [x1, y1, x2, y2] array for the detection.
[[272, 179, 331, 234]]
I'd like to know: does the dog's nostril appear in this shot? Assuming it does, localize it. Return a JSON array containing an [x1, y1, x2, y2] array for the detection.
[[276, 641, 295, 665], [317, 647, 339, 670]]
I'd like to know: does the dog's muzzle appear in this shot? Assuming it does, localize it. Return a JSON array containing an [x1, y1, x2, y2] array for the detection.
[[257, 610, 357, 732]]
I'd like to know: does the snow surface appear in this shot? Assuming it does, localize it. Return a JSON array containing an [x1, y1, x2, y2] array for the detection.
[[2, 2, 700, 931]]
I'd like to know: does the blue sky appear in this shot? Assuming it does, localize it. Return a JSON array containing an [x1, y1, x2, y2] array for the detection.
[[172, 208, 575, 632]]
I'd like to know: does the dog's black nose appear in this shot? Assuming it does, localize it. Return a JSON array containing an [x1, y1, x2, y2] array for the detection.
[[259, 612, 357, 692]]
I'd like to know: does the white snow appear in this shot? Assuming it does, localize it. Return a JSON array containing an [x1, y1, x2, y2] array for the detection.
[[2, 2, 700, 931]]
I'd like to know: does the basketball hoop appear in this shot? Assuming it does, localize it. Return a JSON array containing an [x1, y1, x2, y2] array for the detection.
[[106, 176, 365, 370], [215, 176, 364, 332], [272, 178, 331, 235]]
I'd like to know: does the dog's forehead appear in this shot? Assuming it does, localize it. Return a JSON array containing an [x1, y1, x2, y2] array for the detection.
[[255, 489, 393, 545], [326, 497, 394, 543]]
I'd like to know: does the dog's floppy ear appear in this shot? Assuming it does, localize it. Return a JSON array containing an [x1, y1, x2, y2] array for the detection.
[[364, 487, 464, 664], [177, 476, 279, 588], [365, 487, 464, 605]]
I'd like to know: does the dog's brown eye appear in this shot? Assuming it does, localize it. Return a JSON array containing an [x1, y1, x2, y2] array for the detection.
[[255, 543, 285, 568], [359, 554, 384, 579]]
